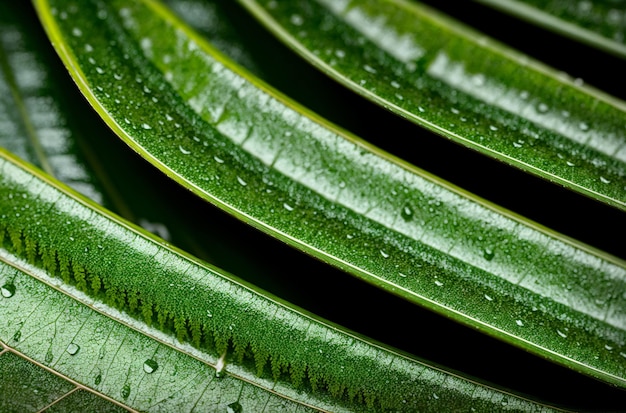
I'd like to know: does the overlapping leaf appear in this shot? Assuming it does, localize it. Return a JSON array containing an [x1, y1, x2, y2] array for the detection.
[[33, 0, 626, 390]]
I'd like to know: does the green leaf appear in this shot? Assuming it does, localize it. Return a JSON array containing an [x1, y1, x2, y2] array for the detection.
[[0, 2, 108, 207], [474, 0, 626, 58], [237, 0, 626, 210], [33, 0, 626, 389], [0, 149, 561, 412]]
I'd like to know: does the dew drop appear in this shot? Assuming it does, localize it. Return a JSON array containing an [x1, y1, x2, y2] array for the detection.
[[363, 64, 377, 74], [489, 125, 498, 131], [66, 343, 80, 355], [380, 250, 390, 258], [335, 49, 345, 58], [390, 80, 401, 89], [1, 283, 16, 298], [290, 14, 303, 26], [215, 352, 227, 378], [556, 329, 567, 338], [433, 393, 439, 400], [236, 176, 247, 186], [121, 384, 131, 399], [578, 122, 590, 131], [399, 272, 408, 278], [600, 176, 611, 184], [214, 156, 224, 164], [227, 402, 243, 413], [85, 44, 93, 52], [141, 123, 152, 130], [605, 344, 614, 351], [95, 67, 104, 75], [179, 145, 191, 155], [283, 203, 294, 211], [483, 248, 495, 261], [484, 294, 493, 301], [515, 320, 524, 327], [417, 106, 425, 113], [401, 204, 414, 221], [537, 103, 549, 113], [434, 280, 444, 287], [143, 359, 158, 374], [72, 27, 82, 37]]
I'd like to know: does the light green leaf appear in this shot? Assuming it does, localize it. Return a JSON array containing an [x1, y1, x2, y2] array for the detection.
[[238, 0, 626, 210], [33, 0, 626, 389], [474, 0, 626, 58], [0, 149, 560, 412]]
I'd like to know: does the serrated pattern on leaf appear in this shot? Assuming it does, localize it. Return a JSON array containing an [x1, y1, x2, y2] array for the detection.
[[0, 258, 316, 413]]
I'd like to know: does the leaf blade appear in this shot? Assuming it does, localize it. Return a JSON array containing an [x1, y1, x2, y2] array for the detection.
[[238, 0, 626, 210], [34, 0, 626, 389]]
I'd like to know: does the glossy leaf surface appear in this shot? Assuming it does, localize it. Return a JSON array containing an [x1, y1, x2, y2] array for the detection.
[[34, 0, 626, 389], [474, 0, 626, 58], [0, 149, 558, 412], [239, 0, 626, 210]]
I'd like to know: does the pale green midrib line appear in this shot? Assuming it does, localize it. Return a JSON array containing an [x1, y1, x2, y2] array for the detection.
[[35, 387, 80, 413], [0, 251, 327, 412], [0, 340, 137, 413], [473, 0, 626, 59], [0, 33, 54, 176], [239, 0, 626, 211]]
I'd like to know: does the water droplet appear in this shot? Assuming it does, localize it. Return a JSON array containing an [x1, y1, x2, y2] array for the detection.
[[290, 14, 303, 26], [483, 248, 495, 261], [72, 27, 82, 37], [434, 280, 443, 287], [380, 250, 389, 258], [566, 161, 575, 167], [390, 80, 400, 89], [227, 402, 243, 413], [417, 106, 425, 113], [484, 294, 493, 301], [556, 329, 567, 338], [143, 359, 158, 374], [95, 67, 104, 75], [400, 204, 414, 221], [283, 203, 294, 211], [215, 352, 227, 378], [515, 320, 524, 327], [399, 272, 408, 278], [206, 310, 213, 318], [363, 64, 377, 74], [95, 374, 102, 385], [335, 49, 345, 58], [179, 146, 191, 155], [121, 384, 131, 399], [600, 176, 611, 184], [537, 103, 549, 113], [451, 108, 460, 115], [433, 393, 439, 400], [142, 123, 151, 130], [85, 44, 93, 52], [519, 90, 529, 99], [605, 344, 614, 351], [1, 283, 15, 298], [236, 176, 247, 186], [214, 156, 224, 164], [578, 122, 589, 131], [489, 125, 498, 131], [66, 343, 80, 355]]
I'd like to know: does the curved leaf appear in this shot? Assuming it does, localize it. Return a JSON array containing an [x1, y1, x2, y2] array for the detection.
[[474, 0, 626, 59], [0, 149, 560, 412], [238, 0, 626, 210], [34, 0, 626, 388]]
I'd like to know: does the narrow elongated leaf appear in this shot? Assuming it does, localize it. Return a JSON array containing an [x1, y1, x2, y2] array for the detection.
[[238, 0, 626, 210], [0, 2, 107, 206], [34, 0, 626, 388], [474, 0, 626, 58], [0, 149, 559, 412]]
